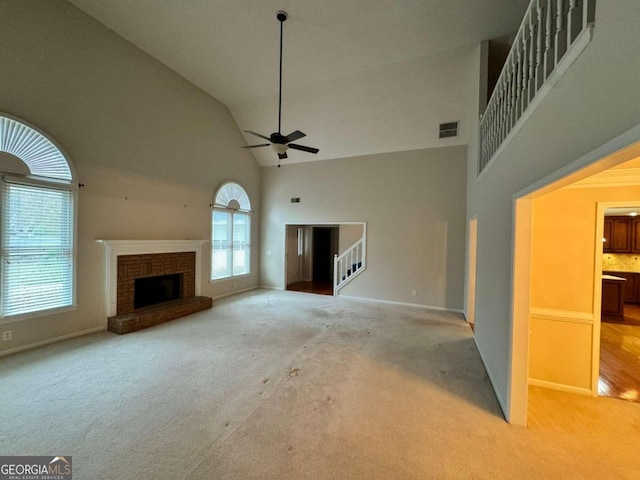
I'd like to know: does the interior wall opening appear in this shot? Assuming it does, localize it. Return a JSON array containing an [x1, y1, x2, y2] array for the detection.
[[284, 223, 365, 296], [510, 138, 640, 426]]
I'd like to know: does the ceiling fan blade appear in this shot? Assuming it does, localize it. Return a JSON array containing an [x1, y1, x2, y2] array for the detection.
[[244, 130, 272, 142], [284, 130, 306, 143], [241, 144, 270, 149], [278, 152, 288, 160], [288, 143, 319, 154]]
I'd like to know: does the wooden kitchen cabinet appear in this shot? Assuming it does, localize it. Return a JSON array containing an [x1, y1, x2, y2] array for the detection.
[[611, 218, 631, 252], [632, 219, 640, 252], [603, 219, 613, 253], [621, 272, 636, 301], [602, 279, 624, 317], [604, 271, 640, 303], [602, 216, 640, 253]]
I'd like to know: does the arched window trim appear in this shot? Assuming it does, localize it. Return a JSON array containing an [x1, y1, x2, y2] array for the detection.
[[0, 113, 77, 321]]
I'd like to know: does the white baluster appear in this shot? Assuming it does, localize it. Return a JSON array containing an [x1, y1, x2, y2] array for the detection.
[[544, 0, 554, 79], [515, 42, 523, 122], [554, 0, 567, 65], [520, 22, 528, 114], [349, 250, 353, 275], [536, 0, 545, 89], [583, 0, 595, 28], [528, 7, 537, 100], [567, 0, 581, 44]]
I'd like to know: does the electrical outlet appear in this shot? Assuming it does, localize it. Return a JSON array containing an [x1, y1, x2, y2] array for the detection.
[[2, 330, 12, 341], [411, 290, 417, 296]]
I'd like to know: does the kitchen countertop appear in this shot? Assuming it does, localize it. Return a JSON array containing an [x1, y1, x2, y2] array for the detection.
[[603, 274, 627, 281]]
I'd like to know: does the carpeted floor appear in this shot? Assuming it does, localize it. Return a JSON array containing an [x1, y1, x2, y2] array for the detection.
[[1, 289, 639, 479]]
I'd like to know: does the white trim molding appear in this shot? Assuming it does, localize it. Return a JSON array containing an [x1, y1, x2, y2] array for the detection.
[[0, 326, 103, 358], [530, 308, 595, 325], [96, 239, 208, 318], [338, 294, 464, 315], [528, 378, 592, 396]]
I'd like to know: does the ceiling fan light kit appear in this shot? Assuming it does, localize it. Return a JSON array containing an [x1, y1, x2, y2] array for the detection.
[[241, 10, 319, 167]]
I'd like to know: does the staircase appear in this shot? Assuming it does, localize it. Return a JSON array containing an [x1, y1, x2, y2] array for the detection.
[[333, 236, 366, 296]]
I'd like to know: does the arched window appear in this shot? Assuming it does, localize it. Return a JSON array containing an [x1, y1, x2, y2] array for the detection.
[[0, 114, 76, 318], [211, 182, 251, 280]]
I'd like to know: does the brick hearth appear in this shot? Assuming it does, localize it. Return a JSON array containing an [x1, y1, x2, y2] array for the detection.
[[108, 296, 212, 334]]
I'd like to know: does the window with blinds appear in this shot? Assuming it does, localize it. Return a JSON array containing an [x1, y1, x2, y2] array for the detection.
[[211, 182, 251, 281], [1, 181, 74, 317], [211, 210, 251, 280]]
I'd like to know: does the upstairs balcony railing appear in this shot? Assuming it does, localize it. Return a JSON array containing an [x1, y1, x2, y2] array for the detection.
[[478, 0, 596, 175]]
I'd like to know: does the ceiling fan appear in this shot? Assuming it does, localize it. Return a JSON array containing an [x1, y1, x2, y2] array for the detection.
[[241, 11, 319, 167]]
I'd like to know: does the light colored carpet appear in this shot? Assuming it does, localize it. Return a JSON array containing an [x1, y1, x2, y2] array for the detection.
[[1, 289, 639, 479]]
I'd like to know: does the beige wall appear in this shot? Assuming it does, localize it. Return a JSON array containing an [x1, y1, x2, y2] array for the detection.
[[529, 183, 640, 391], [261, 146, 467, 309], [466, 0, 640, 420], [339, 224, 364, 254], [0, 1, 260, 353]]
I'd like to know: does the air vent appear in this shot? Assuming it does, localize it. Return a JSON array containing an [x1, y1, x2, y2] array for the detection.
[[290, 197, 300, 203], [439, 121, 458, 138]]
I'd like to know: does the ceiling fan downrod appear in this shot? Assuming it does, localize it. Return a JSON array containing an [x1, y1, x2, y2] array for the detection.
[[277, 11, 287, 135]]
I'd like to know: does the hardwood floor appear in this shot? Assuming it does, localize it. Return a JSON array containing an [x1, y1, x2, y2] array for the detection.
[[286, 280, 333, 296], [599, 304, 640, 403]]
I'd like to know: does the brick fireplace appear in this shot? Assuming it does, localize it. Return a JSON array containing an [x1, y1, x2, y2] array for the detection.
[[97, 240, 212, 334]]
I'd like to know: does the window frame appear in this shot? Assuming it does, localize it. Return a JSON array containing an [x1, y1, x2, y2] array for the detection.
[[0, 113, 77, 324], [210, 182, 251, 282]]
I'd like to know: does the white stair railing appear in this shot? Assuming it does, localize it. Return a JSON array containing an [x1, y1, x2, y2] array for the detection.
[[478, 0, 596, 175], [333, 237, 366, 296]]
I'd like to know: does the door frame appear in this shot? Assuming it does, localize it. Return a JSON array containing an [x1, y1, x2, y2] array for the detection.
[[465, 216, 478, 325], [285, 225, 303, 287]]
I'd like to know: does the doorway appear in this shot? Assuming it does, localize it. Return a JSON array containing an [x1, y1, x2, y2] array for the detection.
[[599, 206, 640, 403], [510, 138, 640, 426], [313, 227, 333, 283], [285, 225, 339, 296]]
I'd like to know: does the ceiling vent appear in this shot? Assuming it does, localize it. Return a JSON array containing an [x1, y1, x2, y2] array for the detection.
[[439, 121, 458, 139]]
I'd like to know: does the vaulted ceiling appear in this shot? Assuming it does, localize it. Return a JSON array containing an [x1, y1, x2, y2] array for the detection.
[[68, 0, 529, 166]]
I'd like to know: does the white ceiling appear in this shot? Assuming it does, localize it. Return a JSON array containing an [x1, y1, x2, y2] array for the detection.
[[67, 0, 530, 166]]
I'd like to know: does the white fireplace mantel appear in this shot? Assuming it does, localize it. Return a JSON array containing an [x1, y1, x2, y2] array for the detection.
[[96, 239, 208, 318]]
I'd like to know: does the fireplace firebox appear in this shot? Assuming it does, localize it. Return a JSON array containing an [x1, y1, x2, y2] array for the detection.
[[134, 273, 182, 309]]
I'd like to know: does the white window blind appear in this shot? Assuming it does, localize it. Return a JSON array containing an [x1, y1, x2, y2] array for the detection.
[[232, 212, 250, 276], [211, 210, 251, 280], [212, 210, 232, 280], [2, 181, 74, 316]]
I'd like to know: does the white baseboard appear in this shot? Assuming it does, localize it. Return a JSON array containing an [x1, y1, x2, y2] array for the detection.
[[258, 285, 284, 291], [473, 336, 508, 421], [528, 378, 592, 396], [0, 326, 105, 357], [212, 286, 258, 301], [338, 294, 464, 315], [530, 308, 594, 324]]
